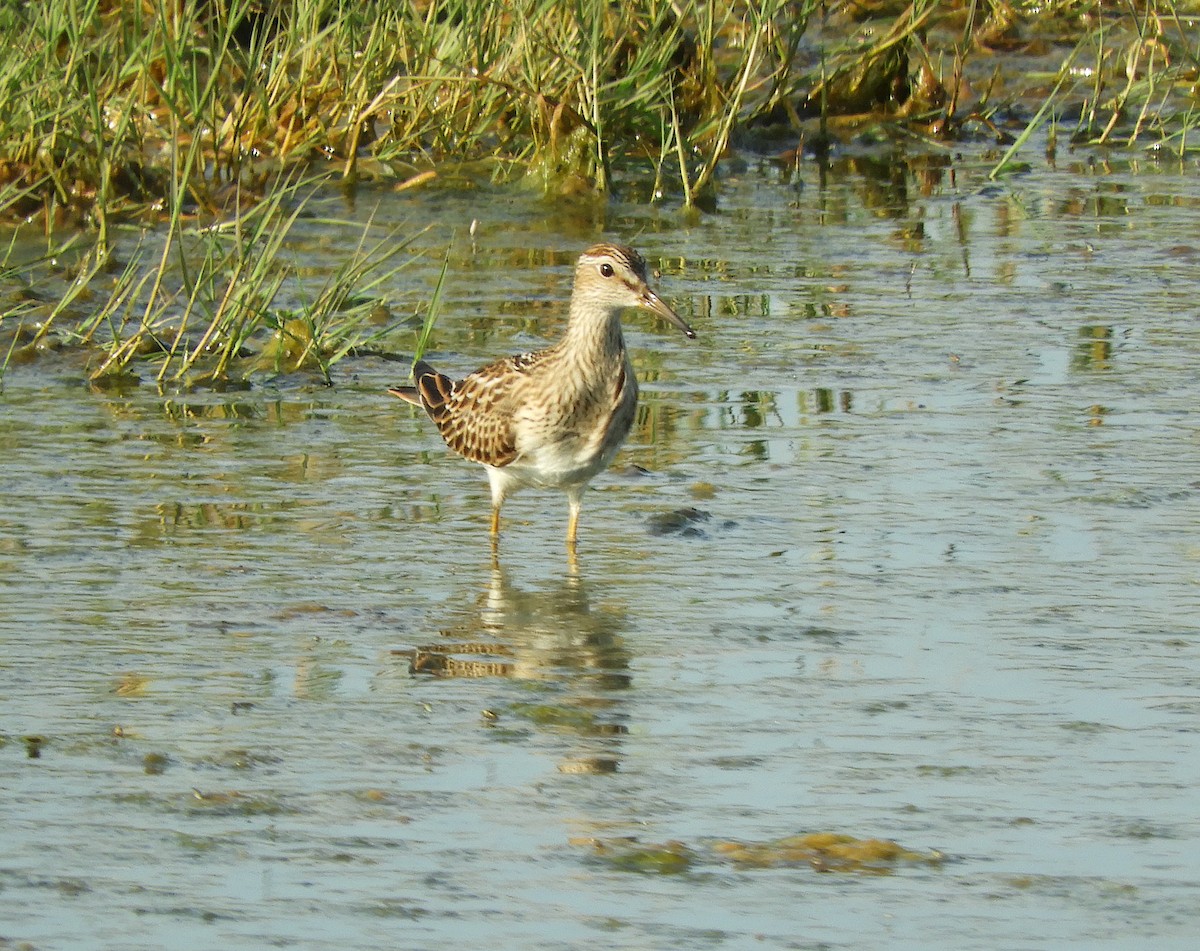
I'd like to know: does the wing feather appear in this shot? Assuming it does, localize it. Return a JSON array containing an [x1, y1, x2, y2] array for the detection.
[[407, 355, 551, 468]]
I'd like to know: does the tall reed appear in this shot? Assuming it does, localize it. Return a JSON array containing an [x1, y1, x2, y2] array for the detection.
[[3, 0, 1199, 389], [2, 0, 1197, 225]]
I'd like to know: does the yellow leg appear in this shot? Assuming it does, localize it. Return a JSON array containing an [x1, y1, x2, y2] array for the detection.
[[490, 504, 501, 538], [566, 491, 582, 549]]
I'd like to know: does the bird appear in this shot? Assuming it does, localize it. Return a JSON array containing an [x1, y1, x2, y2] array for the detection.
[[388, 242, 695, 549]]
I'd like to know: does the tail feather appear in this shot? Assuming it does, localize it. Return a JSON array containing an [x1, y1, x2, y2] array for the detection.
[[387, 384, 421, 406], [388, 360, 453, 415]]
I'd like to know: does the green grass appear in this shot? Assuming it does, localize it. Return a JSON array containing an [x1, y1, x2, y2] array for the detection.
[[1, 0, 1199, 388], [5, 0, 1193, 229], [1, 162, 421, 390]]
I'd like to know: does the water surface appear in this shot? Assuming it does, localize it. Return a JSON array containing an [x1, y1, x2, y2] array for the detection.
[[2, 140, 1198, 949]]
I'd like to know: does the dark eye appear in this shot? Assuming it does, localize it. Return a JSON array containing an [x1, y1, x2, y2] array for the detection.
[[599, 263, 614, 278]]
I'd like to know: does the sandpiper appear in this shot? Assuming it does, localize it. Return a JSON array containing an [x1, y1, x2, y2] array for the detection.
[[389, 242, 695, 548]]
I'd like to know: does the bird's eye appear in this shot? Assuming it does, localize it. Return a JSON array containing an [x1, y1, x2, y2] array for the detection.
[[599, 263, 614, 278]]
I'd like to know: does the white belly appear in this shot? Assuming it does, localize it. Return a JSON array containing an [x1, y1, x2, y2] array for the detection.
[[496, 367, 637, 493]]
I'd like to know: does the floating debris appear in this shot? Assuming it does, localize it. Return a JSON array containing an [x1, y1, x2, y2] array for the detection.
[[713, 831, 944, 873], [574, 831, 943, 876], [575, 837, 696, 875], [647, 506, 712, 537]]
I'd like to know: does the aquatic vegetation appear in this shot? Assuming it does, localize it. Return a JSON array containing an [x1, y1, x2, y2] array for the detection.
[[187, 787, 290, 816], [713, 830, 944, 873], [577, 830, 943, 874], [1, 0, 1197, 388], [578, 837, 697, 874], [1, 169, 421, 389], [1, 0, 1196, 226]]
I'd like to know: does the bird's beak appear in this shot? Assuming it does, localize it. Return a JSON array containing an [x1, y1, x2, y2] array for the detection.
[[641, 289, 696, 339]]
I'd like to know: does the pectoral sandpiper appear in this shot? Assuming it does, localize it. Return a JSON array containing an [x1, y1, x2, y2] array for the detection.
[[389, 243, 695, 548]]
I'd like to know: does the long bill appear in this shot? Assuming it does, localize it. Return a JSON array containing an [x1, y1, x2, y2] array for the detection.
[[641, 290, 696, 339]]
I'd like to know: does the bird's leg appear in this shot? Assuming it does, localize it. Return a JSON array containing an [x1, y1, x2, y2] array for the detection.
[[489, 508, 502, 566], [486, 471, 506, 543], [565, 489, 583, 549]]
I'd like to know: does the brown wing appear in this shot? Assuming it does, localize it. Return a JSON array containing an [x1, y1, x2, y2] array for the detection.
[[409, 357, 542, 468]]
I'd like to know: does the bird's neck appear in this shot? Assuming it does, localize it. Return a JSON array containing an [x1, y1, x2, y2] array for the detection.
[[561, 299, 627, 373]]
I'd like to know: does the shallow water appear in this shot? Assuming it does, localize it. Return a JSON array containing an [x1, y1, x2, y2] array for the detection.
[[3, 140, 1199, 950]]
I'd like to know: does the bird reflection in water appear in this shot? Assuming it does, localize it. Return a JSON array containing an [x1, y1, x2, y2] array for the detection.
[[407, 559, 632, 775]]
